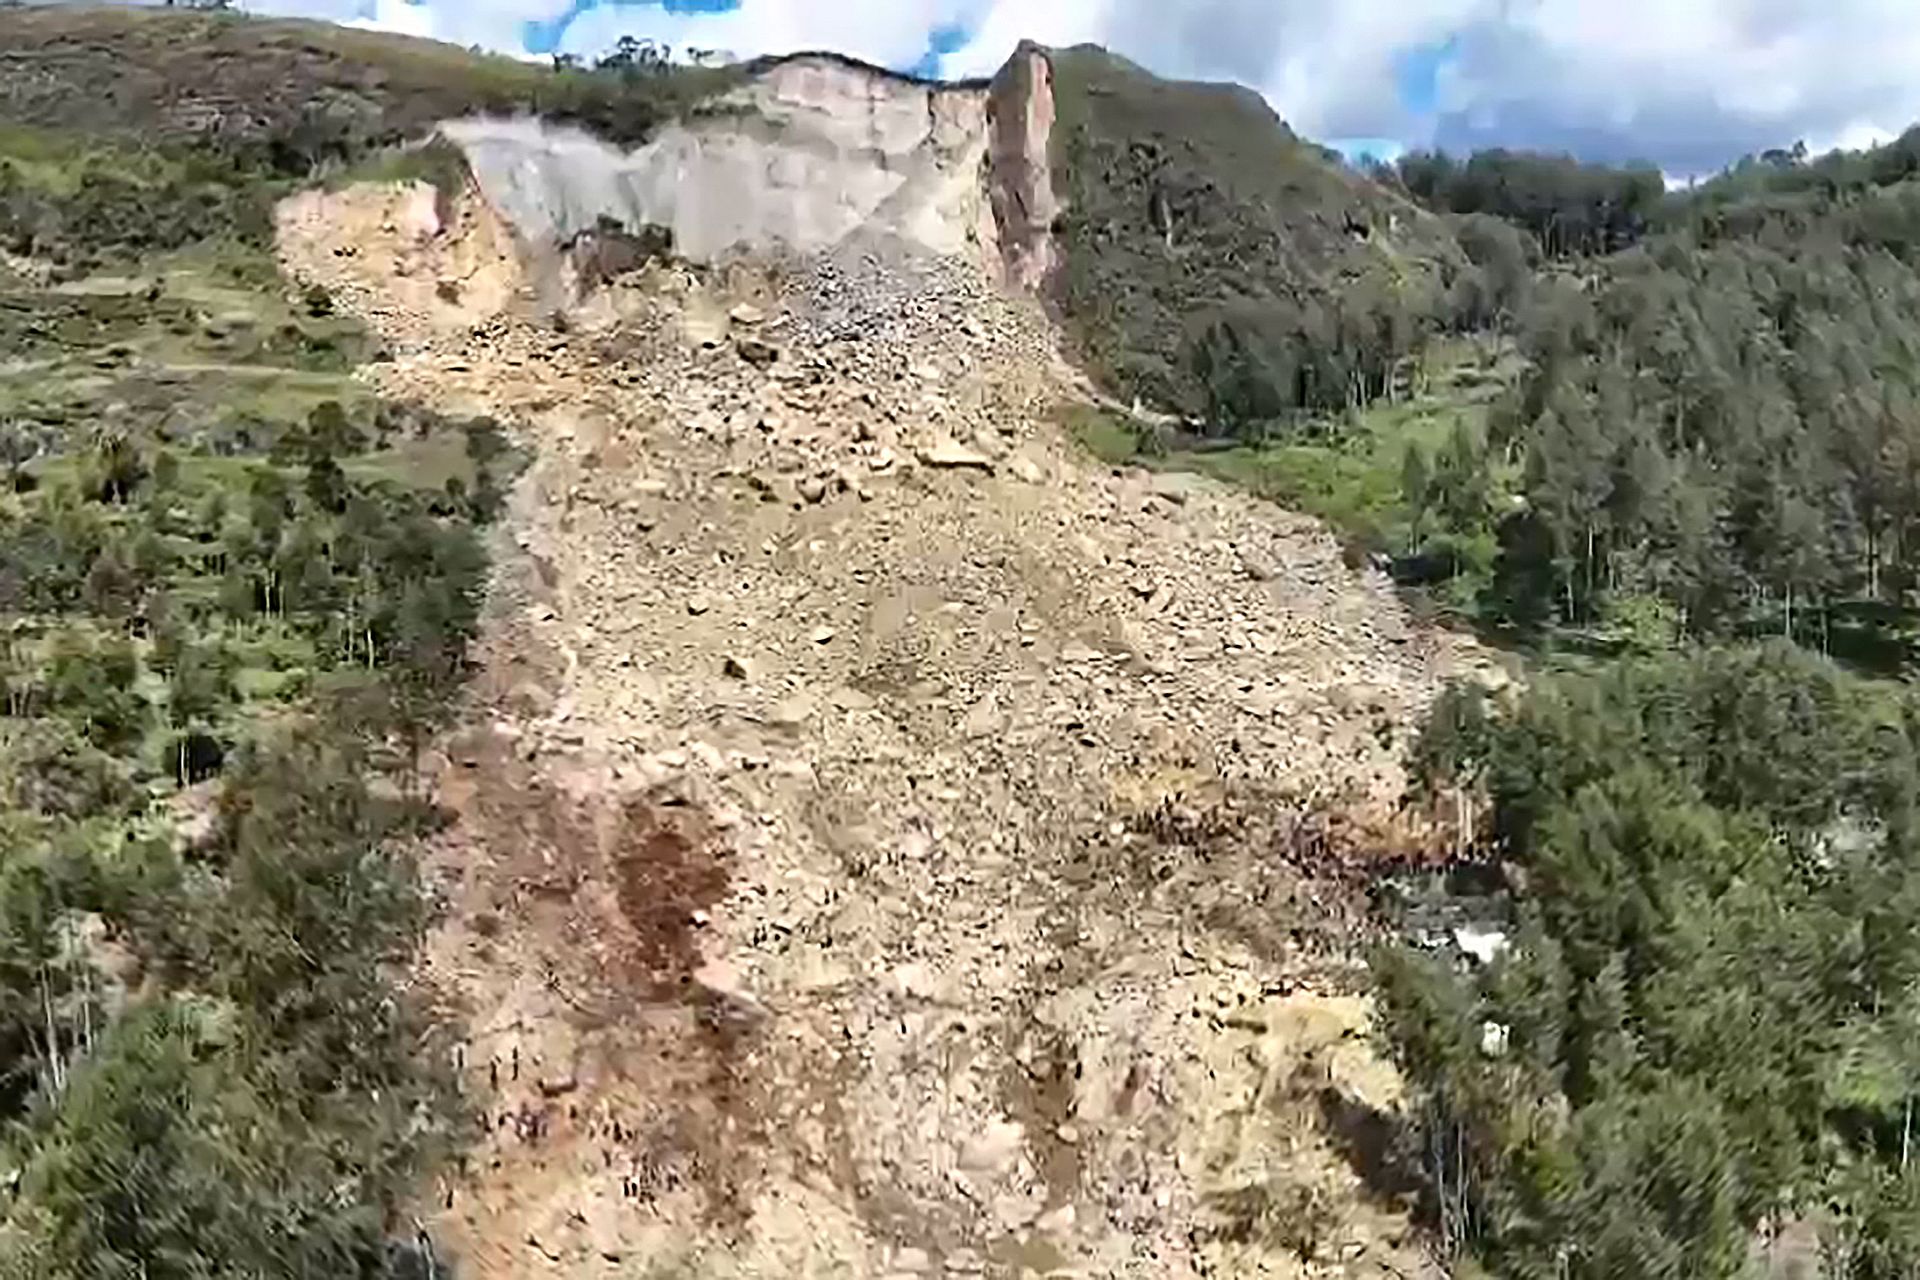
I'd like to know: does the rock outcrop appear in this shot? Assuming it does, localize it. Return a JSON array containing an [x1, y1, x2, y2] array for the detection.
[[441, 56, 1000, 270], [986, 43, 1062, 293]]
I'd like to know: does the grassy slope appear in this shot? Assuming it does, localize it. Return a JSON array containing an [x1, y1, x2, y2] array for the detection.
[[0, 230, 501, 691], [1, 4, 740, 180], [1, 6, 725, 144], [1045, 45, 1469, 424], [1, 7, 538, 142], [1065, 336, 1521, 561]]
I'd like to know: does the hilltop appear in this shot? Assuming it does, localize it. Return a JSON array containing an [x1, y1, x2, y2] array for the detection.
[[1044, 45, 1466, 426], [0, 5, 734, 149], [2, 7, 1468, 425]]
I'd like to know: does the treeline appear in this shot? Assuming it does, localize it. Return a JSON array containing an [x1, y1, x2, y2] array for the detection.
[[1383, 645, 1920, 1276], [1474, 173, 1920, 655], [1394, 149, 1666, 257], [1681, 126, 1920, 217], [1368, 125, 1920, 1278], [1195, 127, 1920, 663]]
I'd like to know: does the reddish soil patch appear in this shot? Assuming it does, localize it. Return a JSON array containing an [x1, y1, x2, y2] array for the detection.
[[609, 794, 730, 993]]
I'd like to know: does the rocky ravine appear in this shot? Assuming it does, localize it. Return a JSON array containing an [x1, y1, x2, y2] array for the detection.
[[277, 54, 1490, 1278]]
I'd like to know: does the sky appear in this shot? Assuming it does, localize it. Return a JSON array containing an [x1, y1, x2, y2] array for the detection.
[[248, 0, 1920, 177]]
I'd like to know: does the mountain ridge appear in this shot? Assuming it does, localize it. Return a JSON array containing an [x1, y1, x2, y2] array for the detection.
[[3, 5, 1466, 433]]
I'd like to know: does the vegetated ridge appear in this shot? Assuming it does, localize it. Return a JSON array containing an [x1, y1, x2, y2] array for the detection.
[[1043, 45, 1469, 426]]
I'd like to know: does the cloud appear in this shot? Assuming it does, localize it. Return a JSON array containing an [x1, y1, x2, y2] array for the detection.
[[239, 0, 1920, 174], [344, 0, 435, 41], [1421, 0, 1920, 175]]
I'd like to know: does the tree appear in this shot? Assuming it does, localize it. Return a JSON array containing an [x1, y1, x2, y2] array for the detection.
[[1385, 647, 1920, 1275]]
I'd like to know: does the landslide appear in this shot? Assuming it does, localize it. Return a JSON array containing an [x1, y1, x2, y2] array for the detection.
[[7, 10, 1475, 436], [5, 12, 1504, 1274], [275, 55, 1493, 1274]]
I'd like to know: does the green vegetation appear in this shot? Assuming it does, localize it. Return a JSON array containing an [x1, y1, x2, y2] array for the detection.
[[1382, 646, 1920, 1275], [1045, 47, 1472, 428], [0, 7, 740, 153], [1052, 83, 1920, 666], [0, 12, 578, 1271], [1323, 121, 1920, 1280], [0, 222, 517, 1268], [1392, 149, 1666, 257], [1481, 182, 1920, 661]]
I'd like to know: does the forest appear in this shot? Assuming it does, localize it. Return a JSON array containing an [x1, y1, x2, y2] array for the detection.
[[1432, 139, 1920, 660], [0, 246, 517, 1268], [1382, 645, 1920, 1275], [0, 12, 652, 1270], [1348, 135, 1920, 1275]]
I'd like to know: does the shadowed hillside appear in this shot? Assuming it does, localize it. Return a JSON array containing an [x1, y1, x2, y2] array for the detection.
[[1044, 46, 1471, 429]]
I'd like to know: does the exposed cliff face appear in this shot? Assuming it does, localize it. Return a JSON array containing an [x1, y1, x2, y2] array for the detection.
[[436, 50, 1064, 300], [441, 57, 1002, 270], [985, 44, 1061, 293]]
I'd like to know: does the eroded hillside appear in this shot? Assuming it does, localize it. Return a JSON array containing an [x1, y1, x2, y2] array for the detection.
[[274, 49, 1491, 1276]]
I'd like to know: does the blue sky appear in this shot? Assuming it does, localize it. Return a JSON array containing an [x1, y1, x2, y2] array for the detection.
[[271, 0, 1920, 177]]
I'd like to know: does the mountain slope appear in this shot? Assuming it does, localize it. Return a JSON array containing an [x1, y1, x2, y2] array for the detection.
[[0, 13, 1500, 1275], [6, 10, 1474, 434], [1043, 46, 1469, 427], [0, 5, 735, 150]]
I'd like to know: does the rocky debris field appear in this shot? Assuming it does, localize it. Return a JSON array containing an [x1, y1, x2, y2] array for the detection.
[[279, 181, 1491, 1279]]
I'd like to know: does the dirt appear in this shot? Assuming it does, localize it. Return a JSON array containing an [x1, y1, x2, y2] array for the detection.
[[279, 175, 1496, 1279]]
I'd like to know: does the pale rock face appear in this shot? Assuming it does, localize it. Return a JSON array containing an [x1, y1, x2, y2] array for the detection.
[[442, 58, 1000, 268], [439, 51, 1061, 293]]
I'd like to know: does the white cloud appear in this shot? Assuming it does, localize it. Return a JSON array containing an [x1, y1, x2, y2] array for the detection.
[[241, 0, 1920, 173], [562, 1, 980, 69], [1424, 0, 1920, 169], [941, 0, 1107, 79], [345, 0, 436, 40]]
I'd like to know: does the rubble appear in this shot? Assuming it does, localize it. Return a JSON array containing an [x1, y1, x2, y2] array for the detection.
[[278, 179, 1475, 1280]]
